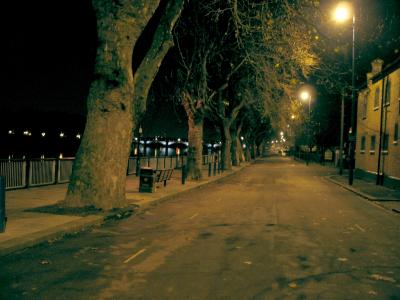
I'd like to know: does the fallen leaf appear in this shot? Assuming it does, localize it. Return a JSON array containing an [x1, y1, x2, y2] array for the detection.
[[337, 257, 348, 262], [40, 260, 50, 265], [368, 290, 378, 296], [370, 274, 396, 283], [288, 282, 298, 288], [243, 261, 252, 265]]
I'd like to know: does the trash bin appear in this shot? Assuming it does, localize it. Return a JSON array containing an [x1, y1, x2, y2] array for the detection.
[[0, 176, 6, 233], [139, 167, 156, 193]]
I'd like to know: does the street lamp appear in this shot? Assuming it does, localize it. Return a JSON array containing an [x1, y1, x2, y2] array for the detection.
[[299, 90, 312, 165], [334, 1, 356, 185]]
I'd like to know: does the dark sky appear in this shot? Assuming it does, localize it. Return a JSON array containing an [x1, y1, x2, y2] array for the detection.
[[2, 0, 96, 116], [2, 0, 399, 120]]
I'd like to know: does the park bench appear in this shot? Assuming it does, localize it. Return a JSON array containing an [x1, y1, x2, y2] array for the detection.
[[155, 168, 174, 187]]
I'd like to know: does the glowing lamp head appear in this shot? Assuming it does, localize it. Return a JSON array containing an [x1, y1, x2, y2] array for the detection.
[[334, 2, 352, 23], [300, 91, 310, 101]]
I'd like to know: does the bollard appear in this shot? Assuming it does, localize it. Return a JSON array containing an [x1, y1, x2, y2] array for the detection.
[[0, 176, 6, 233], [181, 165, 186, 185], [208, 162, 212, 177]]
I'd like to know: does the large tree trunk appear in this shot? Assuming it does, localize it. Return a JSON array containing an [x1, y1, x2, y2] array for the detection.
[[221, 121, 232, 171], [182, 94, 203, 180], [65, 1, 160, 210], [236, 123, 245, 164], [230, 127, 239, 166]]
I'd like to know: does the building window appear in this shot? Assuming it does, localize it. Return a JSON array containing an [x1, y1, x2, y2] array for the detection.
[[374, 87, 380, 109], [394, 123, 399, 144], [385, 79, 391, 106], [362, 93, 368, 119], [360, 136, 366, 153], [382, 133, 389, 152], [370, 135, 376, 154]]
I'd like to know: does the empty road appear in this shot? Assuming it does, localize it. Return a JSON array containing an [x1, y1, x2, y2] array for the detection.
[[1, 157, 399, 299]]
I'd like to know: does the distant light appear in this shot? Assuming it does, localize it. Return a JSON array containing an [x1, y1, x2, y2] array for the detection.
[[8, 130, 14, 135], [76, 134, 81, 139], [243, 144, 246, 149], [134, 137, 138, 141], [41, 132, 46, 137], [59, 153, 63, 159], [291, 114, 295, 120], [283, 138, 286, 142], [60, 132, 65, 138], [240, 136, 244, 141], [280, 131, 284, 136], [287, 124, 290, 128], [23, 130, 31, 136], [177, 138, 181, 142], [271, 141, 274, 144]]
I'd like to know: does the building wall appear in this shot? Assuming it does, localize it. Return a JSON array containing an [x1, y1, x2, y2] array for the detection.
[[356, 67, 400, 181]]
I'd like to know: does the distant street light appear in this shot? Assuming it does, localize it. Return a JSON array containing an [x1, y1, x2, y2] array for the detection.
[[334, 1, 356, 185], [41, 132, 46, 137]]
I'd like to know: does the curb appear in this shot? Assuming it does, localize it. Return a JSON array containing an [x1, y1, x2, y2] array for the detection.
[[0, 215, 104, 257], [325, 176, 400, 201]]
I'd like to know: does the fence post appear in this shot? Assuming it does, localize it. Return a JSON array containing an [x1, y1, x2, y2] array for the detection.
[[208, 162, 212, 177], [55, 159, 60, 184], [25, 158, 30, 187], [0, 176, 6, 233], [181, 164, 187, 185]]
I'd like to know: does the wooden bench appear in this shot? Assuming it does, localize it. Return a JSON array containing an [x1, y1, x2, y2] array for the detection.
[[155, 168, 174, 187]]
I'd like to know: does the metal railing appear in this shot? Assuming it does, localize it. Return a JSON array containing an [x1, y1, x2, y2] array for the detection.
[[0, 154, 216, 190]]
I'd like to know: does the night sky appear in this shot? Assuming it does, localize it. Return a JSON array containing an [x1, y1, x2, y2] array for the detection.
[[2, 0, 399, 133]]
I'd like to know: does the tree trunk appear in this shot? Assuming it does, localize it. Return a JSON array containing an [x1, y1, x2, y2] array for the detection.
[[236, 124, 245, 163], [65, 1, 160, 210], [221, 122, 232, 170], [187, 117, 204, 180], [182, 94, 203, 180], [230, 126, 239, 166]]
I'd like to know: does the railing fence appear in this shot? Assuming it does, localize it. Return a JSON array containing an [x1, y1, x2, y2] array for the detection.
[[0, 154, 214, 190]]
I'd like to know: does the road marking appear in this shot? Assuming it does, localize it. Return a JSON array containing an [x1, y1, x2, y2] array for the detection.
[[123, 248, 146, 264], [189, 213, 199, 219], [355, 224, 366, 232]]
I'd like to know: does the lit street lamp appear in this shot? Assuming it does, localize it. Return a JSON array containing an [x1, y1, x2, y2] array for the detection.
[[334, 1, 356, 185], [299, 89, 312, 165]]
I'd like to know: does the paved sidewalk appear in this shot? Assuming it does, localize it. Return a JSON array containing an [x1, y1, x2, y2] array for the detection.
[[326, 173, 400, 214], [0, 164, 247, 256]]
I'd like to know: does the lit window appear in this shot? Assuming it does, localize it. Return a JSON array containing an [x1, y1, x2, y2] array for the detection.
[[374, 87, 380, 109]]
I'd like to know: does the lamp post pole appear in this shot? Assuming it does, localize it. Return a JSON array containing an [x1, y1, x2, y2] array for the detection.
[[339, 89, 345, 175], [136, 126, 143, 176], [307, 95, 312, 165], [348, 13, 356, 185]]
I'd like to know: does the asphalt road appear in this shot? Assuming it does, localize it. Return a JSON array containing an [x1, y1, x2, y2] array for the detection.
[[1, 157, 399, 299]]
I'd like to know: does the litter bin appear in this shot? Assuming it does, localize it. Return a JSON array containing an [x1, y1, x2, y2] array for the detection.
[[139, 167, 156, 193], [0, 176, 6, 233]]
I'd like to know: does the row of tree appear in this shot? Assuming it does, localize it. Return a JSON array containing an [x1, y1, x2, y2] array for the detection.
[[63, 0, 320, 210]]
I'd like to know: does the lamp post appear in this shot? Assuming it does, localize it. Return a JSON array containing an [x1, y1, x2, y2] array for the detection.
[[334, 1, 356, 185], [136, 125, 143, 176], [300, 90, 312, 165]]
